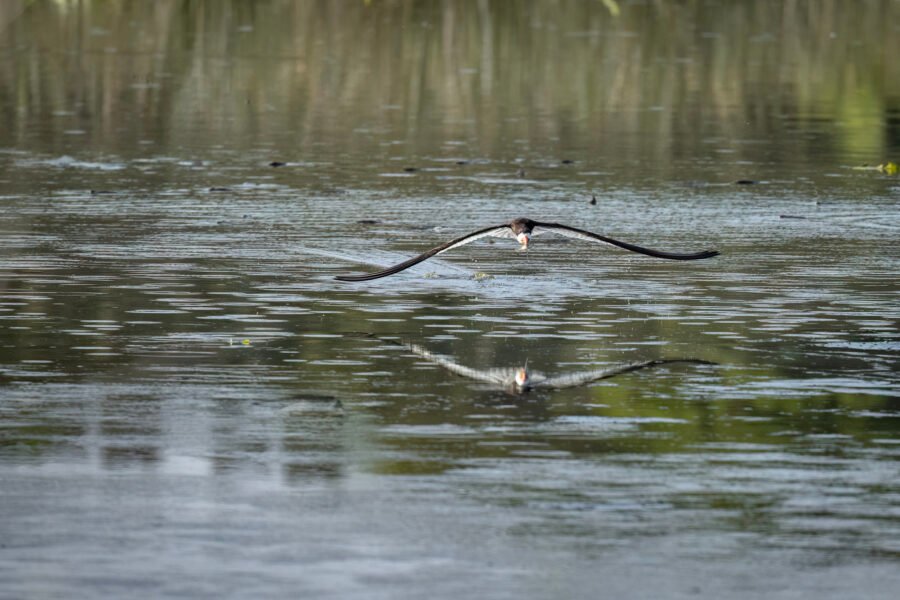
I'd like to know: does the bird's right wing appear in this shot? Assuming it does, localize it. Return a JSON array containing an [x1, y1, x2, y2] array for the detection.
[[533, 222, 719, 260], [335, 224, 510, 282], [539, 359, 711, 389], [406, 343, 512, 386]]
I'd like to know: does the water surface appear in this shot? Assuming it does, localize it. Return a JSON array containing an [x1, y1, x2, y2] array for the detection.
[[1, 2, 899, 598]]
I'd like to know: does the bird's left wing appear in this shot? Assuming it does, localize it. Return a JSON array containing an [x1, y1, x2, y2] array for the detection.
[[532, 222, 719, 260], [335, 224, 510, 282]]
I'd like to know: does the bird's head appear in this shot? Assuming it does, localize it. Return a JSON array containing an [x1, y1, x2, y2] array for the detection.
[[516, 232, 530, 250], [514, 367, 529, 388]]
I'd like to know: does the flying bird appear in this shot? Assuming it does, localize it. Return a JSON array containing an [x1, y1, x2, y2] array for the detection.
[[335, 217, 718, 282]]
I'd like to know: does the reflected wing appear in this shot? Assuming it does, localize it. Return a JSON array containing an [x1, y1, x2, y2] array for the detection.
[[406, 344, 513, 386], [539, 359, 710, 389], [335, 224, 511, 282], [532, 222, 719, 260]]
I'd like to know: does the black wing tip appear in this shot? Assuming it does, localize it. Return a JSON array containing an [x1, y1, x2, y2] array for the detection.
[[647, 248, 720, 260], [336, 271, 400, 282], [677, 249, 719, 260]]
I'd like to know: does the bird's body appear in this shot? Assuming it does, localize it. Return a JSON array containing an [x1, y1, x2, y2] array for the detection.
[[335, 217, 718, 282]]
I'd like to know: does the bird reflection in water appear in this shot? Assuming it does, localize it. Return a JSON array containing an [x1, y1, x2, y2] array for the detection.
[[403, 343, 711, 395]]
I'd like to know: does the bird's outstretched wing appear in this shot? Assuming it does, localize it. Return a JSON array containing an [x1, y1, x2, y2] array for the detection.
[[335, 224, 511, 282], [405, 343, 517, 386], [532, 222, 719, 260], [539, 359, 712, 389]]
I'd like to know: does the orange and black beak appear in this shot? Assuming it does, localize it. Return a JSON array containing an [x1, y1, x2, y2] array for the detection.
[[515, 368, 529, 387]]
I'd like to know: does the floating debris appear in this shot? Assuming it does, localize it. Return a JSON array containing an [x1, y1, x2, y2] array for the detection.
[[852, 162, 898, 175], [734, 179, 757, 185], [474, 272, 493, 281], [779, 215, 807, 220], [269, 161, 286, 167], [403, 167, 418, 172], [602, 0, 621, 17]]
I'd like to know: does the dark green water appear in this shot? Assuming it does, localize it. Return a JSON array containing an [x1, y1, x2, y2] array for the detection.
[[1, 1, 899, 598]]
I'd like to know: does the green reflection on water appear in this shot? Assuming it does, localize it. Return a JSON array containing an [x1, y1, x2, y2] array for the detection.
[[1, 0, 899, 173]]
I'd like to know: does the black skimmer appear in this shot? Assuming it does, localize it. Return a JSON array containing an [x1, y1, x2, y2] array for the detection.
[[403, 342, 709, 394], [335, 217, 718, 282]]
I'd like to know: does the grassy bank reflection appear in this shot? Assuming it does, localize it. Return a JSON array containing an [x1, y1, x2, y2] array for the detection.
[[1, 1, 898, 169]]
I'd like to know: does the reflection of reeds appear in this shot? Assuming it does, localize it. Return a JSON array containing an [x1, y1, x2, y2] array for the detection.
[[0, 0, 897, 162]]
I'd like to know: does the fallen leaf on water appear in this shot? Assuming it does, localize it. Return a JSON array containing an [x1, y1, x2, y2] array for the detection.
[[602, 0, 621, 17], [852, 161, 898, 174]]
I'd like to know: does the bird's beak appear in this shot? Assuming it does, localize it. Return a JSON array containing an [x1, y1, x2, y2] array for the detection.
[[515, 368, 528, 387]]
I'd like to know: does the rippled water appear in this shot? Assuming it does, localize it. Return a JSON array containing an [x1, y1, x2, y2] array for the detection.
[[1, 2, 899, 598]]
